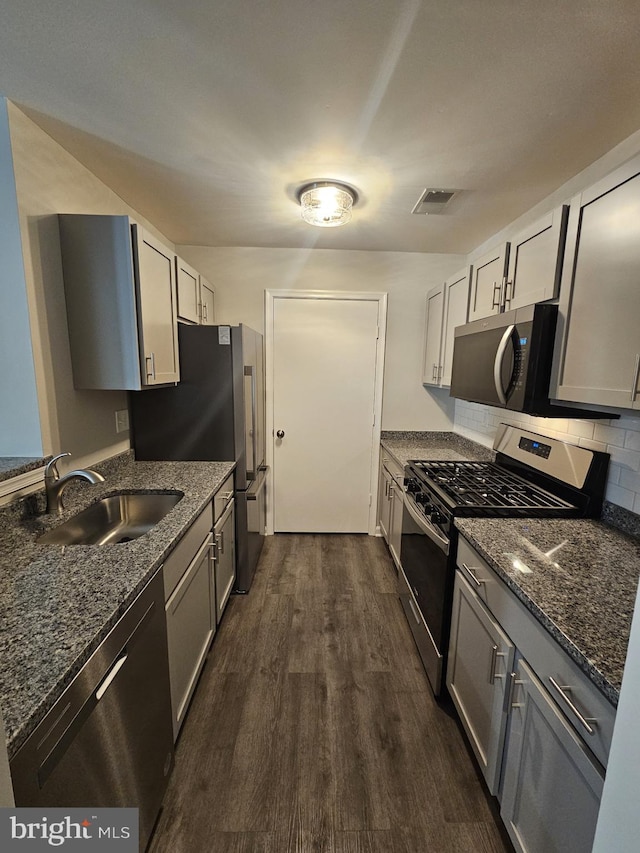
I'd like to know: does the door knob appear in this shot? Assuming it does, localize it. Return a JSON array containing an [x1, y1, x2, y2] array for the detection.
[[276, 430, 285, 439]]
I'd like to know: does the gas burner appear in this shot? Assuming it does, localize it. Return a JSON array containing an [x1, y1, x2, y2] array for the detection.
[[407, 459, 576, 514]]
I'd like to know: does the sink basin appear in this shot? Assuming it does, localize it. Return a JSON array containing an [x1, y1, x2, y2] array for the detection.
[[37, 491, 183, 545]]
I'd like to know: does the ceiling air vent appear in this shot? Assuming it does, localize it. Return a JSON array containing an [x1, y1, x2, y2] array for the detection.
[[412, 188, 457, 215]]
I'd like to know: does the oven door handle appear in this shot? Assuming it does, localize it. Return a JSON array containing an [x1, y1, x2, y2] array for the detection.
[[403, 492, 450, 555]]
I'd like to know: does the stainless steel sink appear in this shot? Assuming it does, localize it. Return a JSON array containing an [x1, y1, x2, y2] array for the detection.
[[37, 491, 183, 545]]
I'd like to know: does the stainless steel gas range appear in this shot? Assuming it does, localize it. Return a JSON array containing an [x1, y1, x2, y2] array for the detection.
[[398, 424, 610, 696]]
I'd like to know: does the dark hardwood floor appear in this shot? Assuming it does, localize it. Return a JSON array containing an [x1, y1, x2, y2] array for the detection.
[[149, 534, 513, 853]]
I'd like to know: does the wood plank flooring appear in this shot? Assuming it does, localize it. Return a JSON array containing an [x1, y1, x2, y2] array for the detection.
[[149, 534, 513, 853]]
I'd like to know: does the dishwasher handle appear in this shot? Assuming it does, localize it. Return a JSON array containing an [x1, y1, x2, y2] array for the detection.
[[95, 651, 129, 701]]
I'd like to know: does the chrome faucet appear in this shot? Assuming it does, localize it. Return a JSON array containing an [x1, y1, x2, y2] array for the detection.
[[44, 452, 105, 515]]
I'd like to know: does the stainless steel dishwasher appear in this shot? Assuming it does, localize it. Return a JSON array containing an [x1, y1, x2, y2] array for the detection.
[[10, 569, 174, 851]]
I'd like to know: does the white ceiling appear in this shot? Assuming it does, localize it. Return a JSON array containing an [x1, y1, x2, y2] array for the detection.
[[2, 0, 640, 253]]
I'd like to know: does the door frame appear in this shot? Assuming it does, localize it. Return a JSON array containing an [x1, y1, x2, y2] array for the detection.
[[265, 289, 387, 536]]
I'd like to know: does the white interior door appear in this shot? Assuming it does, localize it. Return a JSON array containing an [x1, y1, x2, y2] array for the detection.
[[271, 294, 383, 533]]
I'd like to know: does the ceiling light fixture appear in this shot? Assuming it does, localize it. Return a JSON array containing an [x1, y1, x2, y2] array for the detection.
[[297, 181, 357, 228]]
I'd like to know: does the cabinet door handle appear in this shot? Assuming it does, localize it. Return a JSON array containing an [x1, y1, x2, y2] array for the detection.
[[216, 531, 224, 555], [631, 353, 640, 402], [146, 352, 156, 381], [461, 562, 485, 587], [503, 671, 525, 712], [504, 279, 514, 307], [491, 281, 502, 309], [489, 645, 506, 684], [432, 363, 437, 381], [548, 676, 597, 735]]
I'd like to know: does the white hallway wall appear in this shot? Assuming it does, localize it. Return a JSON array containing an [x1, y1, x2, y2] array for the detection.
[[178, 245, 464, 431]]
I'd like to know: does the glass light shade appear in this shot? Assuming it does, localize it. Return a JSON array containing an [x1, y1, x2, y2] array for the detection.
[[299, 184, 354, 227]]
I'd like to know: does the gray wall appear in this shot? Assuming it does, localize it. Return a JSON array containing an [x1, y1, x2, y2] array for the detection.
[[7, 102, 175, 465], [0, 99, 42, 457], [178, 245, 464, 431]]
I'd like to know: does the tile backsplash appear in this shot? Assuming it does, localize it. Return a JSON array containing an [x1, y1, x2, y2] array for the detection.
[[454, 400, 640, 514]]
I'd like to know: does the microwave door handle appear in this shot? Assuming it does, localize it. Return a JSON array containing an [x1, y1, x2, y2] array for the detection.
[[493, 324, 515, 405]]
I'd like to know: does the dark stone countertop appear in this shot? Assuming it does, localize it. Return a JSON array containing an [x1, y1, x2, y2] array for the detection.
[[455, 517, 640, 706], [0, 452, 235, 758], [380, 430, 494, 467]]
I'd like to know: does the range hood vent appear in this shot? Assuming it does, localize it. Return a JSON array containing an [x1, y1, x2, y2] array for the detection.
[[412, 188, 457, 215]]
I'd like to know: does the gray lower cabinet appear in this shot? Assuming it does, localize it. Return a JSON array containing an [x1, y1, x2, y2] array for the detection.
[[500, 656, 604, 853], [378, 458, 392, 542], [214, 497, 236, 623], [447, 570, 515, 794], [163, 502, 215, 740], [450, 535, 614, 852], [378, 448, 403, 568]]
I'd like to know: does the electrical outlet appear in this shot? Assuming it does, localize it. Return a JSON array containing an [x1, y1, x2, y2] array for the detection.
[[115, 409, 130, 433]]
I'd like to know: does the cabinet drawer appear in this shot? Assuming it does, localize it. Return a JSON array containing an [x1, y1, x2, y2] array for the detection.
[[380, 449, 404, 483], [213, 473, 234, 523], [163, 502, 212, 600], [214, 500, 236, 623], [456, 535, 616, 767], [165, 534, 215, 739]]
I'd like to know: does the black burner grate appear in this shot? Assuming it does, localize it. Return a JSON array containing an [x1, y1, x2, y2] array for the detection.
[[411, 460, 575, 512]]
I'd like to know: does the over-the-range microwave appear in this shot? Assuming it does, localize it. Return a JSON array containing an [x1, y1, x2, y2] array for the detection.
[[449, 303, 610, 418]]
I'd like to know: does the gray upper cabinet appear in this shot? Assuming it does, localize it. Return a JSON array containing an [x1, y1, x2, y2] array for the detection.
[[422, 284, 445, 386], [200, 276, 215, 325], [504, 205, 569, 312], [468, 210, 567, 321], [440, 267, 470, 386], [176, 258, 215, 326], [553, 156, 640, 411], [59, 214, 180, 390], [468, 243, 509, 321], [176, 257, 201, 324], [422, 266, 470, 388]]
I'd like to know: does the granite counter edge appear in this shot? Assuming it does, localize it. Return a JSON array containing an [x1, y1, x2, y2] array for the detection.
[[454, 519, 620, 707]]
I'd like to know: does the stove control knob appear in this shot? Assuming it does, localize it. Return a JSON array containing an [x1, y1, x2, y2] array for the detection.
[[406, 480, 421, 493], [430, 509, 445, 525]]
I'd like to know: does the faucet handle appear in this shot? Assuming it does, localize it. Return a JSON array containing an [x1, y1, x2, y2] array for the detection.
[[45, 452, 71, 481]]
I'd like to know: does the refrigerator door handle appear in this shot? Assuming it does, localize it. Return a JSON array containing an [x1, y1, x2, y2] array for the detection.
[[246, 466, 268, 500], [244, 365, 257, 481]]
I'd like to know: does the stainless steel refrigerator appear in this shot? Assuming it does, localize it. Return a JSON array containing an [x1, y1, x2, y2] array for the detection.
[[129, 324, 267, 592]]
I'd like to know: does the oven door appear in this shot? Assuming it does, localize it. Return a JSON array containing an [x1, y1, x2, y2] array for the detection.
[[398, 489, 451, 696]]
